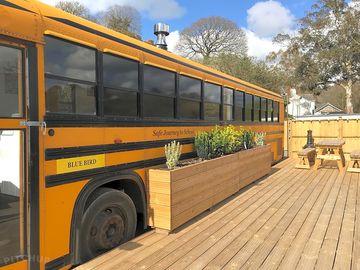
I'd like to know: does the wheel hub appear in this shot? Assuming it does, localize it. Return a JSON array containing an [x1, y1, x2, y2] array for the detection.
[[90, 208, 125, 250]]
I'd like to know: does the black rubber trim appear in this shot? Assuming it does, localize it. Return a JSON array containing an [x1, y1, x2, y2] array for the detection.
[[0, 0, 35, 13], [44, 16, 281, 100], [45, 152, 197, 187], [45, 138, 194, 160], [28, 44, 40, 270], [45, 254, 70, 270], [44, 116, 283, 127]]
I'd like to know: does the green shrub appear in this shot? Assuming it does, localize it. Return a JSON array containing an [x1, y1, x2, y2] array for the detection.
[[194, 131, 212, 160], [195, 125, 244, 160], [164, 141, 182, 170], [255, 132, 266, 146], [242, 130, 255, 149]]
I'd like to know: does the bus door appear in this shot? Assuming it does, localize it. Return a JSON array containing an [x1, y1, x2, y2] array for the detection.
[[0, 41, 29, 269]]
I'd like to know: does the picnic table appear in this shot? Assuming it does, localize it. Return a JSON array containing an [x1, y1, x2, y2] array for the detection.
[[314, 139, 346, 172]]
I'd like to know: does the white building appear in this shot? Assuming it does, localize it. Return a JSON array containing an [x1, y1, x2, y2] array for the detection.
[[287, 88, 316, 117]]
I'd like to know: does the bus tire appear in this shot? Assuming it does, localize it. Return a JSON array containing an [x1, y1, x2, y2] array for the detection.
[[78, 188, 137, 263]]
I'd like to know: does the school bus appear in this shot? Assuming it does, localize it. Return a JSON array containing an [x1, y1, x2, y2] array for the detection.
[[0, 1, 284, 269]]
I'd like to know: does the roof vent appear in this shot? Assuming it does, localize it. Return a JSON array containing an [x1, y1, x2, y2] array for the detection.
[[154, 23, 170, 50]]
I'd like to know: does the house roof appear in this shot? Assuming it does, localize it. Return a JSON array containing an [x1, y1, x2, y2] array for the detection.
[[315, 102, 343, 113]]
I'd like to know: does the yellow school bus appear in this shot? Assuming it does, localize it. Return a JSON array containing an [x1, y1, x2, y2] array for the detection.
[[0, 1, 284, 269]]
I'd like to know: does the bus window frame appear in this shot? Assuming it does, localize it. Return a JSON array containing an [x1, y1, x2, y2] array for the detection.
[[178, 74, 202, 120], [0, 43, 26, 120], [203, 82, 221, 122], [0, 37, 29, 267], [223, 87, 234, 122], [142, 64, 176, 119], [44, 35, 98, 117], [102, 52, 140, 119]]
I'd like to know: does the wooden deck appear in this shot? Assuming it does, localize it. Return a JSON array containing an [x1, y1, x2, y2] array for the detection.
[[76, 159, 360, 270]]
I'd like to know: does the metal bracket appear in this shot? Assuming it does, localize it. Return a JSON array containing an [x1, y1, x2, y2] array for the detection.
[[20, 121, 47, 135]]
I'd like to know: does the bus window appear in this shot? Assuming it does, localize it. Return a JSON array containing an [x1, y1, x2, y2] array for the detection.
[[204, 82, 221, 121], [245, 93, 253, 122], [234, 91, 244, 121], [273, 101, 279, 122], [0, 46, 23, 118], [253, 96, 260, 122], [223, 88, 234, 121], [44, 36, 96, 115], [261, 98, 267, 122], [267, 99, 273, 122], [178, 75, 201, 120], [103, 54, 139, 117], [143, 65, 175, 118], [0, 130, 24, 265]]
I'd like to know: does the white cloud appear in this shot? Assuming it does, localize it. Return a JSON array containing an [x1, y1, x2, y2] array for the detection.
[[244, 29, 283, 60], [166, 30, 180, 53], [38, 0, 185, 20], [247, 0, 295, 38]]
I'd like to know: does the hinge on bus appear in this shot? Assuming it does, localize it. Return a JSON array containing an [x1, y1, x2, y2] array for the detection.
[[20, 121, 47, 135]]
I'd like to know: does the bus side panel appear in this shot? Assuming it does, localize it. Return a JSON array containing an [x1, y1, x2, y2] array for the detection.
[[43, 181, 88, 263]]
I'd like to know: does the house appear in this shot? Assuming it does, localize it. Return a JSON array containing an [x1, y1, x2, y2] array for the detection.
[[315, 103, 344, 115], [287, 88, 316, 117]]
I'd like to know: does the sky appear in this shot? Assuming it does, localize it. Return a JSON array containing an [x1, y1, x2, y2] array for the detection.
[[38, 0, 316, 59]]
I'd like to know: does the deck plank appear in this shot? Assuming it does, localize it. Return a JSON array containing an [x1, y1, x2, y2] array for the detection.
[[221, 169, 331, 269], [259, 169, 343, 270], [244, 169, 338, 270], [75, 160, 360, 270]]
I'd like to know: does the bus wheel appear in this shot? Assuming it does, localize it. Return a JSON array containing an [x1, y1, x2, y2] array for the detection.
[[79, 188, 137, 263]]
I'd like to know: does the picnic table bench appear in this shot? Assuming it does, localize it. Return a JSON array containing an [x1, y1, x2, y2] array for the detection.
[[347, 150, 360, 173], [314, 139, 346, 172], [296, 148, 316, 169]]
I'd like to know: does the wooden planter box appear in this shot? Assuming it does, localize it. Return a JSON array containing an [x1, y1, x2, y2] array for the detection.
[[147, 145, 272, 232]]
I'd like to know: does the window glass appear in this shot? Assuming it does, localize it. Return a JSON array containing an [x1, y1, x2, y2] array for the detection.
[[267, 99, 273, 122], [179, 75, 201, 100], [234, 107, 244, 121], [245, 94, 253, 122], [143, 65, 175, 96], [273, 101, 279, 122], [204, 103, 220, 121], [0, 46, 23, 118], [143, 94, 174, 118], [44, 36, 96, 82], [179, 100, 200, 119], [261, 98, 267, 122], [0, 130, 24, 264], [245, 109, 252, 122], [235, 91, 244, 107], [253, 96, 260, 122], [103, 54, 138, 90], [45, 79, 96, 115], [224, 105, 233, 121], [223, 88, 233, 105], [204, 82, 221, 103], [245, 93, 253, 109], [104, 89, 137, 117]]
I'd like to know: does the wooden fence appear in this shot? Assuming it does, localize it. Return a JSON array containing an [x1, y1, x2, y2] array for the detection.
[[285, 115, 360, 160]]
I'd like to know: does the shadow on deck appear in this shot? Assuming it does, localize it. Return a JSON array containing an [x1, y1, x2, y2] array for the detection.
[[76, 158, 360, 270]]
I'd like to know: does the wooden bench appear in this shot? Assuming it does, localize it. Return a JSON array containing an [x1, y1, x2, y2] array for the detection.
[[347, 150, 360, 173], [296, 148, 316, 169]]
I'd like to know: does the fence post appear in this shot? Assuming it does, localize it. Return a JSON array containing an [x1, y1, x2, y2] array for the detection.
[[338, 117, 343, 139]]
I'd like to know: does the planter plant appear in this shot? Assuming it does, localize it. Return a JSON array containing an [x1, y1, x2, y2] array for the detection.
[[148, 126, 272, 231]]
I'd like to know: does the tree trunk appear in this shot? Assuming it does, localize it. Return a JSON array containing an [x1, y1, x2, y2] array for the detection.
[[342, 80, 353, 114]]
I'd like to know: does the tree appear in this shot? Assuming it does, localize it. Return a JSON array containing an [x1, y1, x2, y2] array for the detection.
[[96, 5, 141, 39], [176, 16, 247, 62], [207, 54, 285, 93], [55, 1, 91, 20], [272, 0, 360, 113]]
